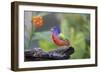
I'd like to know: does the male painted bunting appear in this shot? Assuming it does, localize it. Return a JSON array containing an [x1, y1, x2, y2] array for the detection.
[[51, 26, 70, 46]]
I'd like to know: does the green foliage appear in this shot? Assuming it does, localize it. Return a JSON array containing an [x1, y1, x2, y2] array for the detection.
[[70, 29, 86, 59], [60, 14, 90, 59], [39, 39, 59, 52]]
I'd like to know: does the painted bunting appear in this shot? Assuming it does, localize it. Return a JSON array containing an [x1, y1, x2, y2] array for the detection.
[[51, 26, 70, 46]]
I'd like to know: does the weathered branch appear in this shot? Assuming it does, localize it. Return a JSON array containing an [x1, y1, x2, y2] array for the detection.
[[24, 47, 74, 61]]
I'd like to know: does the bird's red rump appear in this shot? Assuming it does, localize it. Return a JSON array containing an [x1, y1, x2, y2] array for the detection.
[[52, 34, 69, 46]]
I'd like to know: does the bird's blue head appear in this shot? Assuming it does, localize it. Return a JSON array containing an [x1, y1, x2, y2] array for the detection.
[[51, 26, 61, 36]]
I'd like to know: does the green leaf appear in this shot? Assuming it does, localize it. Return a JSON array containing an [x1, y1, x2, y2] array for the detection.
[[39, 39, 59, 52]]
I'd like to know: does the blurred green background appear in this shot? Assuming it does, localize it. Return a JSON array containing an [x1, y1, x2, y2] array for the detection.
[[24, 11, 90, 59]]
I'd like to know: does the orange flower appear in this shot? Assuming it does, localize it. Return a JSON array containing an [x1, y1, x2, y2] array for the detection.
[[32, 16, 43, 28]]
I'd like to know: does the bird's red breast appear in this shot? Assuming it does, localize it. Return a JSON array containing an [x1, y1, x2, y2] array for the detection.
[[52, 34, 70, 46]]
